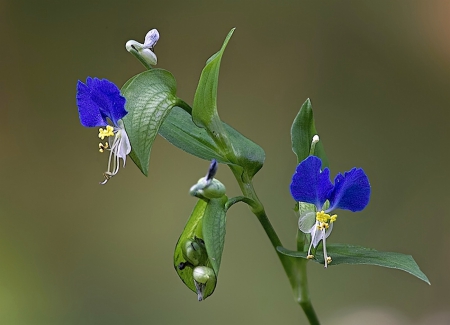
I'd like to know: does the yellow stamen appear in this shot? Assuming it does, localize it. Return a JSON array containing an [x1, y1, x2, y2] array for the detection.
[[316, 211, 338, 225], [99, 142, 109, 153], [98, 125, 114, 140], [326, 256, 332, 264], [317, 222, 329, 231], [307, 255, 314, 259], [316, 210, 329, 222]]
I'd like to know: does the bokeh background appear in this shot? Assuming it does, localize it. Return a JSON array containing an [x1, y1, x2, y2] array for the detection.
[[1, 1, 449, 324]]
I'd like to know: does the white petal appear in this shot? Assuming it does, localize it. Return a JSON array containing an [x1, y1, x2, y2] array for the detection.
[[140, 49, 157, 65], [311, 227, 325, 248], [126, 40, 144, 52], [298, 211, 316, 234], [324, 221, 334, 239], [117, 130, 131, 166]]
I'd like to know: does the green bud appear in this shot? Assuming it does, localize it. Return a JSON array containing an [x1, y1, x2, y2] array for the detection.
[[193, 266, 216, 284], [193, 266, 217, 301], [190, 177, 226, 199], [181, 237, 207, 266]]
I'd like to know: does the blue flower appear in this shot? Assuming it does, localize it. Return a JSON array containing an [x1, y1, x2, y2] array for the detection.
[[290, 155, 371, 267], [76, 77, 131, 184]]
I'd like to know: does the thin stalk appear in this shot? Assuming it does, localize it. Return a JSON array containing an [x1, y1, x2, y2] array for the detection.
[[229, 165, 320, 325]]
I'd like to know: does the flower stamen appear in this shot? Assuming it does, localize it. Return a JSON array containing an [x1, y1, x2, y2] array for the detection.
[[98, 125, 114, 140], [314, 210, 337, 268], [98, 123, 130, 185], [99, 142, 108, 153], [322, 229, 329, 268]]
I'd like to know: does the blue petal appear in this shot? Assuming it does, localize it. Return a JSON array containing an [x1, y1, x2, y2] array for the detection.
[[328, 168, 371, 212], [290, 156, 333, 209], [76, 77, 127, 127]]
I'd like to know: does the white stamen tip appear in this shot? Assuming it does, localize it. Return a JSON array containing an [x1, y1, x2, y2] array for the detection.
[[312, 135, 320, 143]]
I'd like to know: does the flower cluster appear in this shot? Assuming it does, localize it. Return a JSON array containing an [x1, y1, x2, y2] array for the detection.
[[290, 155, 371, 267], [76, 77, 131, 184]]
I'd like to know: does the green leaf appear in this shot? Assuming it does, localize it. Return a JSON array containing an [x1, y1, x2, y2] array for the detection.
[[291, 98, 329, 167], [159, 106, 230, 164], [160, 106, 265, 178], [174, 198, 228, 300], [277, 244, 430, 284], [202, 196, 227, 275], [174, 200, 208, 298], [179, 28, 265, 178], [121, 69, 178, 176], [227, 122, 265, 179], [192, 28, 235, 130]]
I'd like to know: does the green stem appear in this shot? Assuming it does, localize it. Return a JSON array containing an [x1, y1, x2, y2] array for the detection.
[[296, 231, 320, 325], [229, 165, 320, 325]]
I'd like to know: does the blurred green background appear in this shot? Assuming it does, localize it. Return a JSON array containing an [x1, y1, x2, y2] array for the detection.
[[1, 1, 449, 324]]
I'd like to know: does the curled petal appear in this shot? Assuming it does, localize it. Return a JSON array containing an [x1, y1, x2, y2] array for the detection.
[[76, 77, 127, 127], [290, 156, 333, 209], [328, 167, 371, 212]]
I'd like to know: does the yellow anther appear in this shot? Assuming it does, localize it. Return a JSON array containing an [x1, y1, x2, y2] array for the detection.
[[326, 256, 332, 264], [99, 142, 109, 153], [98, 125, 114, 140], [307, 255, 314, 259], [316, 210, 328, 222], [316, 211, 338, 224], [317, 222, 329, 231]]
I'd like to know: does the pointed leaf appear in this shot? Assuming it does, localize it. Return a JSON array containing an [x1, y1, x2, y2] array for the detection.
[[202, 196, 227, 275], [192, 28, 235, 130], [291, 99, 329, 167], [160, 106, 265, 178], [121, 69, 178, 176], [277, 243, 430, 284], [174, 200, 210, 297], [189, 28, 265, 178], [159, 106, 230, 163], [227, 122, 265, 178], [174, 198, 228, 301]]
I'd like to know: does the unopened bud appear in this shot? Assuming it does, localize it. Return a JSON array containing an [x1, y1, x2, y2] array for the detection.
[[126, 29, 159, 67], [181, 237, 207, 266]]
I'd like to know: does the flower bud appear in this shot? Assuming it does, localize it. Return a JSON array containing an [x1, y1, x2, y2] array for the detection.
[[193, 266, 216, 284], [190, 178, 226, 199], [309, 134, 320, 156], [125, 29, 159, 68], [181, 237, 207, 266]]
